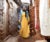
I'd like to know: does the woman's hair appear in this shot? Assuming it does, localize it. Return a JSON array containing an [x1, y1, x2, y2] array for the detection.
[[13, 0, 22, 6]]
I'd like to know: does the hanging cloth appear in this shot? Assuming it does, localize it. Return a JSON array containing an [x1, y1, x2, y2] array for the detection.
[[19, 11, 30, 38], [39, 0, 50, 36]]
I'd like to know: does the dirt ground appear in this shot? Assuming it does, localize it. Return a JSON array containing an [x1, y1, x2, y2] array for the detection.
[[0, 33, 46, 42]]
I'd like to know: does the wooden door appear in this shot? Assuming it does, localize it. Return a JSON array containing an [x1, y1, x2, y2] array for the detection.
[[35, 0, 40, 33], [29, 6, 35, 36]]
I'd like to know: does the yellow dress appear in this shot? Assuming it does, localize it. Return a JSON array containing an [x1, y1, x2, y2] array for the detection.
[[19, 12, 30, 38]]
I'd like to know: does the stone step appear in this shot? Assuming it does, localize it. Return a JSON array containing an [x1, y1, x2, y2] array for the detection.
[[4, 35, 19, 42]]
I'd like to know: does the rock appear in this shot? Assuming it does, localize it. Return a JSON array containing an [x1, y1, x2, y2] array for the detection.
[[4, 36, 18, 42]]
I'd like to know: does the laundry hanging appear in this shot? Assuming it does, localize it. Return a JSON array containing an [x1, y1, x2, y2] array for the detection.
[[39, 0, 50, 36]]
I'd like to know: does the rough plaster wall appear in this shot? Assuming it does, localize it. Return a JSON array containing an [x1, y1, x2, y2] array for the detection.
[[0, 0, 8, 39], [8, 0, 18, 34]]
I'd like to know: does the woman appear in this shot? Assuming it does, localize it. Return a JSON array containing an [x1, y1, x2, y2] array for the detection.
[[19, 11, 30, 38]]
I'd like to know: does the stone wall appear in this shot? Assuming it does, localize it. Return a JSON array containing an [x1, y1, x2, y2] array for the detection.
[[0, 0, 9, 39], [8, 0, 18, 35]]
